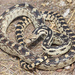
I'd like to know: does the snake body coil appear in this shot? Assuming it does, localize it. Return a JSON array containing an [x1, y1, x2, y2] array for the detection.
[[15, 16, 71, 56], [0, 3, 75, 70]]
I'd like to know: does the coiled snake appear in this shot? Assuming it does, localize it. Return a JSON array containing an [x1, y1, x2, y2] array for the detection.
[[0, 3, 75, 70], [15, 16, 71, 56]]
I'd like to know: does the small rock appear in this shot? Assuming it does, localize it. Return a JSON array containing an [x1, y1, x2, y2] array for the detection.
[[67, 0, 72, 3], [59, 0, 66, 6], [65, 66, 71, 70], [46, 2, 49, 5], [63, 9, 70, 17]]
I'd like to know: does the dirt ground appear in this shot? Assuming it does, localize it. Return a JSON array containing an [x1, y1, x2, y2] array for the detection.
[[0, 0, 75, 75]]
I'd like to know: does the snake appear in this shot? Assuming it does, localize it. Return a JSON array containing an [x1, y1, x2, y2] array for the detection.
[[0, 3, 75, 70], [15, 16, 71, 56]]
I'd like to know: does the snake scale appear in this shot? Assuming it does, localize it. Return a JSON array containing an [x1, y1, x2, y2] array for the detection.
[[0, 3, 75, 70]]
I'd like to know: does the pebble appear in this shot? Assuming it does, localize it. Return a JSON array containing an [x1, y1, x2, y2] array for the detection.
[[46, 2, 49, 5], [65, 66, 71, 70], [63, 9, 70, 17], [59, 0, 66, 6]]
